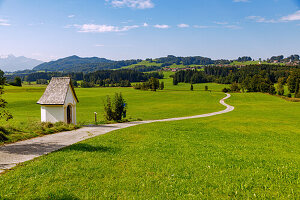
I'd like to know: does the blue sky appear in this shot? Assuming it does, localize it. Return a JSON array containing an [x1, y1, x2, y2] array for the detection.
[[0, 0, 299, 61]]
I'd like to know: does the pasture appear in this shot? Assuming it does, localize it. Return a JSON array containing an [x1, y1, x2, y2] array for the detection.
[[1, 77, 227, 143], [0, 92, 299, 199], [2, 79, 226, 126]]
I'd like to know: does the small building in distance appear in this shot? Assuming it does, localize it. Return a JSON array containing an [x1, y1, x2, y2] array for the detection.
[[37, 77, 79, 124]]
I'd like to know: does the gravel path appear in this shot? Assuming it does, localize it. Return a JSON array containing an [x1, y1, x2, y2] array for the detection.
[[0, 93, 234, 174]]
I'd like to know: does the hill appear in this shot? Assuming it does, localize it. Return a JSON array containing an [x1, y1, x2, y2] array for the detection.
[[33, 55, 113, 72], [0, 55, 43, 72]]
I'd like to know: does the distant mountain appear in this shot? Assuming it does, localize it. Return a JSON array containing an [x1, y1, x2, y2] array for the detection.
[[0, 55, 43, 72], [33, 55, 113, 72]]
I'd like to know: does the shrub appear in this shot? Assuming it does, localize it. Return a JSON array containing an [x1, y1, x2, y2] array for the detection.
[[287, 94, 292, 98], [0, 131, 8, 142], [230, 82, 241, 92], [104, 93, 127, 121], [222, 88, 230, 93], [0, 126, 9, 142]]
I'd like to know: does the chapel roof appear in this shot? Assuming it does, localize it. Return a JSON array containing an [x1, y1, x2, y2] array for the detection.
[[37, 77, 78, 105]]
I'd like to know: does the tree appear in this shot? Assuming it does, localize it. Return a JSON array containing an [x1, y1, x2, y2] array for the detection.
[[173, 78, 178, 85], [149, 77, 159, 91], [72, 79, 78, 87], [205, 85, 208, 91], [0, 70, 13, 121], [230, 82, 240, 92], [104, 93, 127, 121], [10, 77, 22, 87], [295, 80, 300, 98], [190, 84, 194, 91], [277, 82, 285, 96], [159, 81, 164, 90], [287, 72, 298, 93]]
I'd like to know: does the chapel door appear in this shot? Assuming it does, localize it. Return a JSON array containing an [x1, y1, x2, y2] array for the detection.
[[67, 105, 72, 124]]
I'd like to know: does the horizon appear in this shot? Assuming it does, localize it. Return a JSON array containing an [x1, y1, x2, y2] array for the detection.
[[0, 0, 300, 62], [1, 53, 300, 63]]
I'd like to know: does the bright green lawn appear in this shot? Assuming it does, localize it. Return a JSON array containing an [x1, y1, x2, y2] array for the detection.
[[2, 78, 226, 126], [0, 92, 299, 199]]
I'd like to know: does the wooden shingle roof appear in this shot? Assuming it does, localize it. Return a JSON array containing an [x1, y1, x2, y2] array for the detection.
[[37, 77, 78, 105]]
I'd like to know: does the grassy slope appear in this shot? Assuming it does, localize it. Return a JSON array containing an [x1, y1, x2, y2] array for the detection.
[[0, 93, 299, 199], [121, 60, 162, 69]]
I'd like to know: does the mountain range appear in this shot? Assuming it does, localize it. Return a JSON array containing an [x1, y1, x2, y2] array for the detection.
[[0, 55, 43, 72]]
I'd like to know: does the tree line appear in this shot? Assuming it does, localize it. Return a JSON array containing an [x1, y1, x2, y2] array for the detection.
[[173, 64, 300, 96]]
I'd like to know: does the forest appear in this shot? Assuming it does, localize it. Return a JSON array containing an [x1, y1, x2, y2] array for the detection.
[[20, 69, 164, 88], [173, 64, 300, 96]]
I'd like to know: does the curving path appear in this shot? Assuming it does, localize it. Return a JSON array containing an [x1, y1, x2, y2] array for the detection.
[[0, 93, 234, 174]]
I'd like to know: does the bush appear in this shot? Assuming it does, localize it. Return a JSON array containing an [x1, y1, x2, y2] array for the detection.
[[230, 82, 241, 92], [0, 126, 9, 142], [0, 131, 8, 142], [222, 88, 230, 93], [287, 94, 292, 98], [104, 93, 127, 121]]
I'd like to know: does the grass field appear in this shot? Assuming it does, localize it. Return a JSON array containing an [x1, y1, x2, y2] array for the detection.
[[1, 78, 226, 126], [0, 76, 227, 144], [0, 92, 299, 199]]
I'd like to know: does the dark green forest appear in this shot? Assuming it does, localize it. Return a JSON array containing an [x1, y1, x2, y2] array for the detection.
[[173, 65, 300, 96]]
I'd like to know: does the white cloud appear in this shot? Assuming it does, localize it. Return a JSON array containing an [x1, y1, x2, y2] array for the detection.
[[0, 19, 11, 26], [247, 11, 300, 24], [154, 24, 170, 29], [247, 16, 277, 23], [106, 0, 154, 9], [68, 15, 75, 18], [177, 24, 189, 28], [143, 22, 149, 27], [73, 24, 139, 33], [194, 25, 211, 29], [95, 44, 105, 47], [281, 10, 300, 21], [233, 0, 250, 2], [224, 25, 242, 29], [214, 21, 228, 25]]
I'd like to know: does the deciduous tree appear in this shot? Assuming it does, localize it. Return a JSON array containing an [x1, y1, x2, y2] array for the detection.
[[0, 70, 13, 121]]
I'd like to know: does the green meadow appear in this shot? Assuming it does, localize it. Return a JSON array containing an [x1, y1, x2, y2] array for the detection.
[[1, 77, 227, 143], [0, 91, 299, 199], [2, 78, 226, 126]]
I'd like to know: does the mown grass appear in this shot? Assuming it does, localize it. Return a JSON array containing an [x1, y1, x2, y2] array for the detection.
[[0, 76, 226, 144], [0, 92, 299, 199], [2, 77, 225, 126]]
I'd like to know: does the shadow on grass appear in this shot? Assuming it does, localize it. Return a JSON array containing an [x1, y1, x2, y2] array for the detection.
[[64, 143, 120, 153]]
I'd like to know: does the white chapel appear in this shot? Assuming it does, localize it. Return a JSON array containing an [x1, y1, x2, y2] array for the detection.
[[37, 77, 79, 124]]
